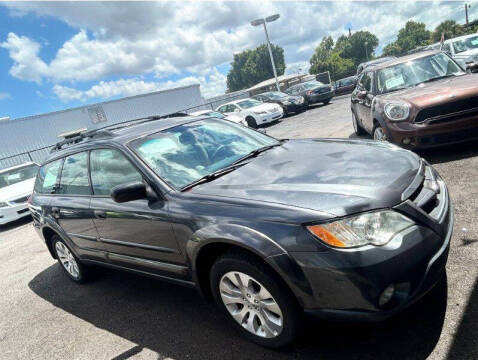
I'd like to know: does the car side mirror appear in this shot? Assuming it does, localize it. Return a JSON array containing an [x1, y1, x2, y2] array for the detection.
[[257, 128, 267, 134], [356, 90, 367, 100], [110, 181, 147, 203]]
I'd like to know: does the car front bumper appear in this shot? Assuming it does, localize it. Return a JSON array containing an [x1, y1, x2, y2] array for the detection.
[[255, 109, 283, 124], [0, 203, 31, 225], [283, 102, 307, 113]]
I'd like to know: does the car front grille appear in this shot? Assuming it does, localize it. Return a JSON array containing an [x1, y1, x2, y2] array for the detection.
[[418, 126, 478, 146], [10, 196, 29, 205], [415, 96, 478, 123]]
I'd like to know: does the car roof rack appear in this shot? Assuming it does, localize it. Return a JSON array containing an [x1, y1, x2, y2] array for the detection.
[[50, 112, 191, 153]]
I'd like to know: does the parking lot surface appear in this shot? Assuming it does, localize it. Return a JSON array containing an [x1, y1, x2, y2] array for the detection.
[[1, 96, 477, 360]]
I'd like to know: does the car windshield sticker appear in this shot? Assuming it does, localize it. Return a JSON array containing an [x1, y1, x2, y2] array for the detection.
[[385, 75, 405, 89]]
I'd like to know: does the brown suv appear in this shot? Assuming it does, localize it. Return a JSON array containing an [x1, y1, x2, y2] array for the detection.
[[351, 50, 478, 148]]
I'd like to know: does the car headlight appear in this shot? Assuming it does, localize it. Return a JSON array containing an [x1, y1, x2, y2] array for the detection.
[[253, 111, 267, 115], [384, 101, 410, 121], [307, 210, 414, 248], [0, 202, 9, 208]]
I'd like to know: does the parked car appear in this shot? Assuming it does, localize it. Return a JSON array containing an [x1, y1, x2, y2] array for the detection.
[[333, 76, 357, 96], [216, 99, 282, 128], [356, 56, 397, 75], [428, 33, 478, 70], [0, 162, 38, 225], [351, 50, 478, 148], [251, 91, 307, 115], [190, 109, 247, 126], [284, 81, 334, 106], [31, 119, 452, 348]]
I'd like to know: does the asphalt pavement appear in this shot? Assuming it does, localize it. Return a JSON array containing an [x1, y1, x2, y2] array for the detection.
[[0, 95, 477, 360]]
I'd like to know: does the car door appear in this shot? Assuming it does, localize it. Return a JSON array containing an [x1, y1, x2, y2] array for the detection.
[[352, 72, 374, 132], [88, 147, 183, 275], [52, 151, 99, 252]]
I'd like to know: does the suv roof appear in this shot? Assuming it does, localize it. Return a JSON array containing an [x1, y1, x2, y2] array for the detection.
[[44, 115, 209, 163]]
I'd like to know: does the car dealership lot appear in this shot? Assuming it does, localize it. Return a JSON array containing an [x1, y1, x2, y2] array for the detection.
[[0, 96, 477, 360]]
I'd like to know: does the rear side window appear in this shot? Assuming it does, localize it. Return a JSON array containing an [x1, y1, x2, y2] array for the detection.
[[34, 159, 62, 194], [90, 149, 143, 195], [58, 152, 91, 195]]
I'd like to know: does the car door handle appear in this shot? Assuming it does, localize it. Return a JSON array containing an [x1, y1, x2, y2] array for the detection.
[[94, 210, 107, 219], [51, 207, 60, 219]]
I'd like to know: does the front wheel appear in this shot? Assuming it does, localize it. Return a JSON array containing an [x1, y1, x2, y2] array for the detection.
[[322, 99, 331, 105], [52, 235, 90, 283], [373, 124, 388, 141], [210, 251, 300, 348], [246, 117, 258, 129]]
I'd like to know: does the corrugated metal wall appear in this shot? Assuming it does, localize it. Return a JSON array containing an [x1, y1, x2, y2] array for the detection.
[[0, 85, 203, 169]]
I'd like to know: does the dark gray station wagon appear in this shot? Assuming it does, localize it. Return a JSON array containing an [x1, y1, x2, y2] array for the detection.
[[30, 116, 453, 347]]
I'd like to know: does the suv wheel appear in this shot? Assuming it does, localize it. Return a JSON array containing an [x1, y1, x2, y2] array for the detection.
[[210, 251, 299, 348], [352, 112, 366, 135], [246, 116, 258, 129], [373, 124, 388, 141], [52, 235, 90, 283]]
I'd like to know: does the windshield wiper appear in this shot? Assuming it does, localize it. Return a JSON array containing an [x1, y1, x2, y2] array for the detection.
[[181, 162, 248, 191], [232, 141, 284, 165]]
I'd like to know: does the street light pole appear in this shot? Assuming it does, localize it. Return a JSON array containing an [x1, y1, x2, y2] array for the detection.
[[365, 41, 368, 61], [251, 14, 281, 91]]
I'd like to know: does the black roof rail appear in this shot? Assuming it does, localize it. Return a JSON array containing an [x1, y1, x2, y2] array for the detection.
[[51, 129, 114, 153]]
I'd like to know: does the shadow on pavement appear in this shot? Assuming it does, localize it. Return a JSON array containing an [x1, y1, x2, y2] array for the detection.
[[447, 276, 478, 360], [0, 215, 32, 234], [29, 264, 448, 360]]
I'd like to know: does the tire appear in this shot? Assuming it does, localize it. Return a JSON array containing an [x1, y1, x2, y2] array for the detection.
[[52, 235, 91, 283], [322, 99, 331, 105], [246, 116, 258, 129], [352, 111, 366, 136], [210, 251, 300, 348], [373, 123, 388, 142]]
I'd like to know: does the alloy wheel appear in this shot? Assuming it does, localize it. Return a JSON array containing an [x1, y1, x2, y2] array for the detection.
[[374, 126, 388, 141], [55, 241, 80, 279], [219, 271, 283, 338]]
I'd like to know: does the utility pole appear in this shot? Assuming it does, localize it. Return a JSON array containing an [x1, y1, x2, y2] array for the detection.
[[465, 3, 470, 26]]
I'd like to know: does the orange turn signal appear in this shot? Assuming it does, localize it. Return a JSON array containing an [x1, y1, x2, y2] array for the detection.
[[307, 225, 346, 248]]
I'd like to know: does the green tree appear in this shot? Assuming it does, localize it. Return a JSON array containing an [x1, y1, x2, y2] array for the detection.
[[226, 44, 286, 92], [309, 36, 335, 73], [431, 20, 466, 42], [383, 20, 431, 56], [341, 31, 379, 65], [309, 36, 355, 80]]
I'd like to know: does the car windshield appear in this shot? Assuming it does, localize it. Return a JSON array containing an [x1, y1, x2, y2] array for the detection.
[[130, 119, 278, 189], [376, 53, 464, 94], [264, 92, 288, 100], [302, 81, 324, 89], [236, 99, 262, 109], [204, 111, 225, 119], [452, 35, 478, 54], [0, 164, 38, 189]]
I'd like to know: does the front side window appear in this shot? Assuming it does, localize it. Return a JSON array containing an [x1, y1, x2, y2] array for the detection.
[[376, 52, 464, 94], [34, 160, 61, 194], [130, 119, 278, 189], [452, 35, 478, 54], [58, 152, 91, 195], [0, 164, 39, 189], [90, 149, 143, 195]]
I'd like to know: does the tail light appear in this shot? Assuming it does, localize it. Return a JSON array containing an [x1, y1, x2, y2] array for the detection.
[[306, 90, 313, 96]]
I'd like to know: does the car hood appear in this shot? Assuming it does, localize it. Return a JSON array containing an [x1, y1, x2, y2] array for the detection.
[[0, 178, 35, 202], [190, 139, 420, 217], [380, 74, 478, 108]]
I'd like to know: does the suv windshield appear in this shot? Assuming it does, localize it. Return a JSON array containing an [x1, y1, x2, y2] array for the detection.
[[376, 53, 464, 94], [236, 99, 262, 109], [452, 35, 478, 54], [264, 92, 288, 100], [130, 118, 278, 189], [0, 164, 38, 189]]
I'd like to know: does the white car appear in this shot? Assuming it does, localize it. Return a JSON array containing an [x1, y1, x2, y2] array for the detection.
[[190, 110, 247, 126], [0, 162, 38, 225], [428, 33, 478, 69], [216, 98, 283, 128]]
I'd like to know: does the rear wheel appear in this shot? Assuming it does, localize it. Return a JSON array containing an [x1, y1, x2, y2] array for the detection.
[[323, 99, 331, 105], [246, 116, 258, 129], [210, 251, 300, 348], [352, 112, 366, 136], [52, 235, 90, 283]]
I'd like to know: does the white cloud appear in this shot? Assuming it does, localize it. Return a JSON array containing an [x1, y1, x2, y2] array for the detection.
[[2, 1, 478, 100], [53, 68, 227, 102], [0, 92, 11, 100]]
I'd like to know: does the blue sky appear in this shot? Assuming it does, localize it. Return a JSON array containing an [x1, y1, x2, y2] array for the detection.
[[0, 1, 476, 120]]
